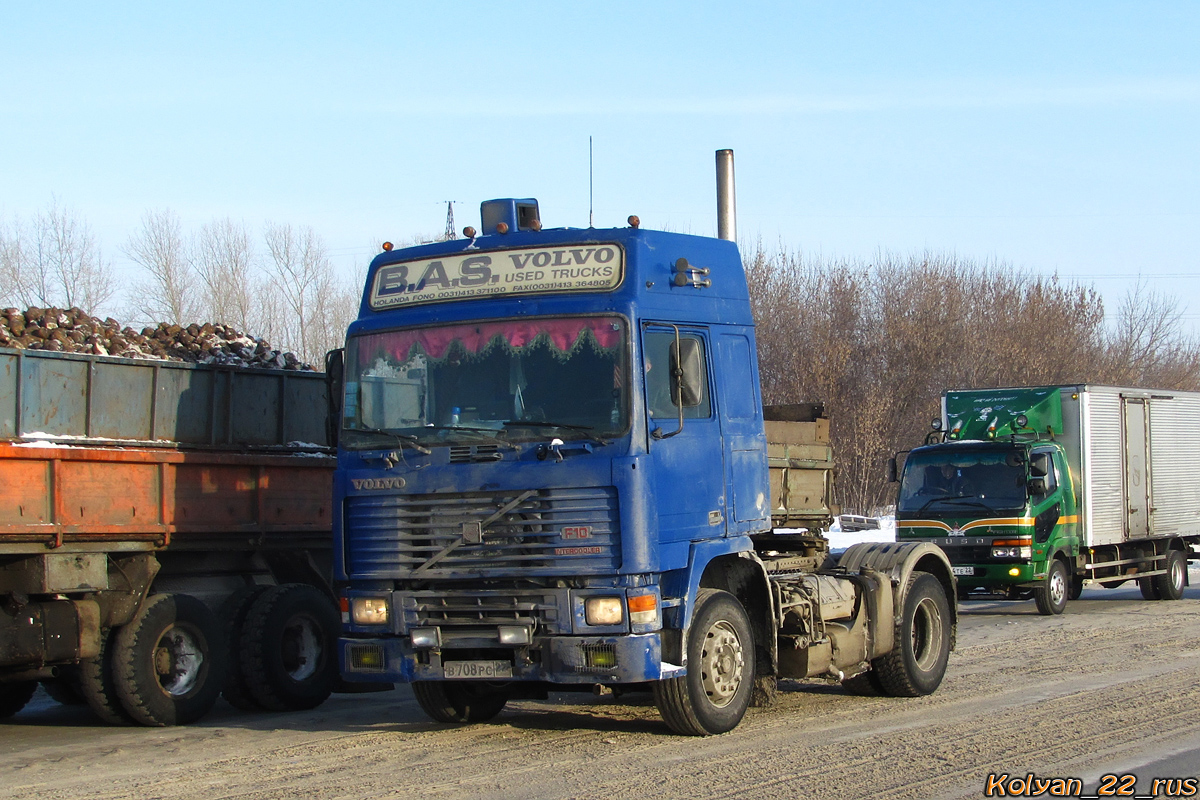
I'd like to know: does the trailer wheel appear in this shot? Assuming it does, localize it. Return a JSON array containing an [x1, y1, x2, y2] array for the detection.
[[77, 627, 134, 725], [874, 572, 951, 697], [1152, 550, 1187, 601], [0, 681, 37, 719], [240, 584, 339, 712], [220, 585, 269, 711], [113, 593, 226, 726], [653, 588, 754, 736], [1034, 559, 1069, 616], [841, 669, 886, 697], [412, 681, 509, 723]]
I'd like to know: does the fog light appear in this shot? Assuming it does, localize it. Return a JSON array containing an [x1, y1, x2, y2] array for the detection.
[[410, 627, 441, 648], [585, 597, 624, 626], [498, 625, 531, 645], [627, 593, 658, 625], [1009, 567, 1021, 577], [352, 597, 390, 625]]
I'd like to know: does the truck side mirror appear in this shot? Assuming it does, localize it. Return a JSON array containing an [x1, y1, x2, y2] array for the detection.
[[1029, 452, 1050, 478], [887, 457, 898, 483], [669, 338, 704, 407], [1028, 477, 1047, 495], [324, 348, 344, 448]]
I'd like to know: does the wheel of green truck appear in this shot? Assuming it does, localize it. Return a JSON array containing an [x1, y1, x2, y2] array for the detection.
[[1034, 559, 1068, 616], [873, 571, 951, 697], [113, 593, 226, 726], [1152, 550, 1186, 601], [220, 585, 269, 711], [412, 680, 510, 723], [77, 627, 134, 725], [240, 584, 339, 712], [0, 681, 38, 720], [653, 588, 754, 736]]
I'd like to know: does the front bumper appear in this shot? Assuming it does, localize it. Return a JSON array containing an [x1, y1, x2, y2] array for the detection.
[[339, 632, 678, 685]]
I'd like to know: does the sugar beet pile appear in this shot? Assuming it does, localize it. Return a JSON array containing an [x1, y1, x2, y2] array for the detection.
[[0, 307, 314, 370]]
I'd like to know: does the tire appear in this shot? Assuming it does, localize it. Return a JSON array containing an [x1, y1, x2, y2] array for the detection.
[[1034, 559, 1069, 616], [0, 681, 38, 719], [240, 584, 339, 712], [412, 681, 509, 723], [1068, 575, 1085, 602], [113, 593, 226, 726], [841, 669, 886, 697], [77, 627, 135, 725], [1138, 577, 1161, 601], [653, 588, 754, 736], [873, 572, 951, 697], [42, 671, 86, 705], [220, 585, 269, 711], [1152, 550, 1186, 601]]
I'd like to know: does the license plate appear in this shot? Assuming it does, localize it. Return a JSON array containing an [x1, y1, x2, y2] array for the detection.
[[951, 566, 977, 577], [443, 660, 513, 679]]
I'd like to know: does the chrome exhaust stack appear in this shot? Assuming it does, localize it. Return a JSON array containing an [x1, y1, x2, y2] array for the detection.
[[716, 149, 737, 242]]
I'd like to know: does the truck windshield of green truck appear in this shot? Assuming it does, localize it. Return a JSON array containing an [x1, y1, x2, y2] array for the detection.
[[898, 447, 1027, 515], [340, 315, 628, 446]]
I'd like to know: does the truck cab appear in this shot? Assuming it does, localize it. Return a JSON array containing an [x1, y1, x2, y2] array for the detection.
[[895, 387, 1081, 614]]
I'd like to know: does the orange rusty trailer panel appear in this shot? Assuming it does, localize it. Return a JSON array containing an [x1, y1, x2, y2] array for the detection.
[[0, 442, 334, 550]]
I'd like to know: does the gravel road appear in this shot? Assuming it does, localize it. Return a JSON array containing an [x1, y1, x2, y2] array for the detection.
[[4, 575, 1200, 800]]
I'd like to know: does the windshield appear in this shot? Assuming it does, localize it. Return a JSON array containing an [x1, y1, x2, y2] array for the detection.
[[342, 316, 628, 446], [898, 447, 1027, 515]]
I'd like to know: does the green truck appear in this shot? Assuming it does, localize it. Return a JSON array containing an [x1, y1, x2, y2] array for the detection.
[[893, 385, 1198, 615]]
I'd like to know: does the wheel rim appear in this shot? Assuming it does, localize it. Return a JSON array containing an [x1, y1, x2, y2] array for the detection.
[[699, 619, 744, 708], [280, 613, 323, 681], [1171, 555, 1185, 591], [911, 597, 944, 672], [154, 625, 204, 696], [1049, 567, 1066, 606]]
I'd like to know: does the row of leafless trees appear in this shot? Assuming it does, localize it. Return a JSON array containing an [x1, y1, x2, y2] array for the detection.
[[0, 204, 364, 365], [745, 243, 1200, 514]]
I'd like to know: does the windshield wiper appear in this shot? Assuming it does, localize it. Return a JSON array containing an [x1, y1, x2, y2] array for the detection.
[[352, 428, 432, 455], [503, 421, 610, 446]]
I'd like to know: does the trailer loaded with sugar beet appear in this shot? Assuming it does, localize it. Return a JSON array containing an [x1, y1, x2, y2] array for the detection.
[[894, 385, 1200, 615], [333, 151, 957, 735], [0, 346, 347, 725]]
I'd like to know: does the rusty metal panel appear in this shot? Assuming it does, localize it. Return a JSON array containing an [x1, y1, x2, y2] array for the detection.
[[21, 354, 88, 435], [231, 371, 282, 446], [56, 459, 161, 527], [91, 361, 155, 440], [0, 456, 50, 524]]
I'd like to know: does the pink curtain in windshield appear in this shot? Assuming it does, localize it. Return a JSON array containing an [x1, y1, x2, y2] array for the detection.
[[358, 317, 623, 365]]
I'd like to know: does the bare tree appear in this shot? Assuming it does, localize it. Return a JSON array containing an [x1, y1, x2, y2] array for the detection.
[[123, 209, 199, 325], [194, 218, 258, 331], [0, 203, 115, 314], [262, 223, 336, 364]]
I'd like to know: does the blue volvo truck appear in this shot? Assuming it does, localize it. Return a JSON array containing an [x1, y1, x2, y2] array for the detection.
[[332, 151, 957, 735]]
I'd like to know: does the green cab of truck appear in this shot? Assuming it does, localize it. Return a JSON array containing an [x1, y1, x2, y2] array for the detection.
[[894, 387, 1081, 615]]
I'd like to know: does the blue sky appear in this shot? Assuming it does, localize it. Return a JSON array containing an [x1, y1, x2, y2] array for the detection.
[[2, 2, 1198, 325]]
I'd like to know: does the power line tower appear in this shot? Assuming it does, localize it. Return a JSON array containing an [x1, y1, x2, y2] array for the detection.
[[442, 201, 457, 241]]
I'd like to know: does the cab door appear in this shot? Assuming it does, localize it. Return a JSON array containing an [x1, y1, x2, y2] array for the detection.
[[642, 325, 725, 544]]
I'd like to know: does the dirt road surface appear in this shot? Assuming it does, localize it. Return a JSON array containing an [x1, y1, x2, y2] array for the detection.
[[5, 574, 1200, 800]]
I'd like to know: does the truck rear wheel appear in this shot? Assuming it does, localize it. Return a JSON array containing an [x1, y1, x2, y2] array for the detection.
[[412, 681, 509, 723], [841, 669, 886, 696], [41, 671, 86, 706], [0, 681, 37, 719], [1034, 559, 1068, 616], [1152, 550, 1186, 601], [113, 593, 226, 726], [220, 585, 269, 711], [873, 572, 951, 697], [653, 588, 754, 736], [240, 584, 339, 712], [77, 627, 134, 725]]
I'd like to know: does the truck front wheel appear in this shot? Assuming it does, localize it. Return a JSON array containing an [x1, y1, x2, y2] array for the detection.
[[874, 572, 951, 697], [412, 681, 509, 723], [1034, 559, 1069, 616], [113, 593, 226, 726], [653, 588, 754, 736]]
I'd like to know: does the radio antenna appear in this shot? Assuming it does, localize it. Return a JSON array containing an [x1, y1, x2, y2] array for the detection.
[[589, 136, 594, 228]]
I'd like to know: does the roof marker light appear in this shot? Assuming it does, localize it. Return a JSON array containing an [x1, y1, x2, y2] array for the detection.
[[463, 226, 477, 239], [628, 215, 640, 228], [381, 242, 393, 251], [496, 222, 509, 234]]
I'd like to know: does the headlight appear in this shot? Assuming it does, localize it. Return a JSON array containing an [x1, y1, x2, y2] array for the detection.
[[351, 597, 390, 625], [585, 597, 624, 626]]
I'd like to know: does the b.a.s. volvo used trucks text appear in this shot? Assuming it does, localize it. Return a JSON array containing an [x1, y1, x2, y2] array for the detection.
[[894, 385, 1200, 615], [332, 151, 958, 735]]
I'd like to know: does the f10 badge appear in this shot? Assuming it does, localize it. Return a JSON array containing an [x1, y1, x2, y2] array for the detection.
[[562, 526, 593, 540]]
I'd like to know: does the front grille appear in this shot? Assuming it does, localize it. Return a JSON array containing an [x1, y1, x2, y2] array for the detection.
[[346, 487, 620, 578], [449, 445, 502, 463], [399, 588, 569, 641]]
